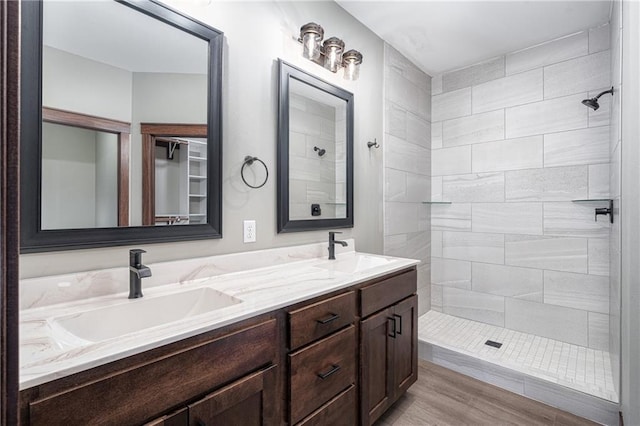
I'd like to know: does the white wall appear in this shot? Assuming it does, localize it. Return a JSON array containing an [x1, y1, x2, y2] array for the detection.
[[20, 1, 385, 278], [429, 24, 612, 349], [41, 123, 97, 229], [94, 132, 118, 228], [42, 46, 132, 122], [618, 0, 640, 423]]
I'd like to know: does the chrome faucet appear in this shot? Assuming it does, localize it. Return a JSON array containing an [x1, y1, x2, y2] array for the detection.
[[129, 249, 152, 299], [328, 231, 348, 260]]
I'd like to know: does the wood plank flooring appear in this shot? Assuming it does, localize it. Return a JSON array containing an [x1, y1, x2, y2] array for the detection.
[[375, 360, 599, 425]]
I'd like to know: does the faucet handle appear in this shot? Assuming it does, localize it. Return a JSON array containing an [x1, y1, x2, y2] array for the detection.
[[129, 249, 146, 255], [329, 231, 342, 237]]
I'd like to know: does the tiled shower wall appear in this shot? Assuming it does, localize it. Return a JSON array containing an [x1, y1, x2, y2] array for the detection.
[[430, 25, 612, 350], [382, 44, 431, 316], [609, 0, 622, 394]]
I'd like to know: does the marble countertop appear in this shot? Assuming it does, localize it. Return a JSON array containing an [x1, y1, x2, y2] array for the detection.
[[20, 244, 418, 390]]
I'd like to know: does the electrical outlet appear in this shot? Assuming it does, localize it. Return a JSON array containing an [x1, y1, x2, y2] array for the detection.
[[243, 220, 256, 243]]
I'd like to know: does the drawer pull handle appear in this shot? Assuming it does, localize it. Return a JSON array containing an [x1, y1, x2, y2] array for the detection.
[[388, 317, 397, 338], [317, 364, 341, 379], [317, 313, 340, 324], [393, 314, 402, 335]]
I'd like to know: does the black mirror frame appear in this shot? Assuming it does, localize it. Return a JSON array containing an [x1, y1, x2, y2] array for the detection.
[[277, 60, 354, 233], [20, 0, 224, 253]]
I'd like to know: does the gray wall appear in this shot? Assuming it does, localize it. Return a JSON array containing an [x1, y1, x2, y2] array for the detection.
[[429, 24, 612, 349], [21, 1, 385, 278], [618, 0, 640, 423], [382, 44, 431, 316]]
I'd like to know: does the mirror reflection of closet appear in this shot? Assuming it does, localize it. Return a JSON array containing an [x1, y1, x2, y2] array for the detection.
[[141, 124, 208, 226]]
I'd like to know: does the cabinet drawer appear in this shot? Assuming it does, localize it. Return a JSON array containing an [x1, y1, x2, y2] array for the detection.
[[289, 291, 356, 350], [289, 325, 356, 424], [28, 319, 277, 426], [360, 268, 416, 318], [297, 384, 356, 426]]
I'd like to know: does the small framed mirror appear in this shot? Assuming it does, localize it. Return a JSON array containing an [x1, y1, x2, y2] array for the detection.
[[277, 60, 354, 233], [20, 0, 223, 252]]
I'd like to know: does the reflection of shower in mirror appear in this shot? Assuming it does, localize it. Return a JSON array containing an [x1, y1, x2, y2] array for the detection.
[[313, 146, 326, 157]]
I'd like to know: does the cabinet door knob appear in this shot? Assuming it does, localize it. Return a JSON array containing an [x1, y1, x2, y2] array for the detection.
[[317, 364, 341, 380], [316, 312, 340, 324], [393, 314, 403, 335]]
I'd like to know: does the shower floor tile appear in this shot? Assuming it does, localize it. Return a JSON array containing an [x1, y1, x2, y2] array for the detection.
[[419, 310, 618, 402]]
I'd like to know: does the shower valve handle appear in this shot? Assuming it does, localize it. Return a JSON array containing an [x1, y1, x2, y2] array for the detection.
[[594, 200, 614, 224]]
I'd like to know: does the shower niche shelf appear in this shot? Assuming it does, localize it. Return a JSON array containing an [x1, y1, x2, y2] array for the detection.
[[422, 201, 452, 205], [571, 198, 612, 203]]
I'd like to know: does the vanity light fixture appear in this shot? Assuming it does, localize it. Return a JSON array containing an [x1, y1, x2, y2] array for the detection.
[[323, 37, 345, 73], [343, 50, 363, 81], [300, 22, 324, 61], [298, 22, 363, 80]]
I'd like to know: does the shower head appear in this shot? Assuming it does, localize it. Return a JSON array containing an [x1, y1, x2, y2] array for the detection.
[[314, 146, 326, 157], [582, 98, 601, 110], [582, 87, 614, 111]]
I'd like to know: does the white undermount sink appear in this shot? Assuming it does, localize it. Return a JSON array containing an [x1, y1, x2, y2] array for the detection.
[[314, 254, 393, 274], [50, 287, 242, 342]]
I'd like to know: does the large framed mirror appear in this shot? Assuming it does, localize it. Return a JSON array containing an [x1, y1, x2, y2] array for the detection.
[[277, 60, 354, 233], [21, 0, 223, 252]]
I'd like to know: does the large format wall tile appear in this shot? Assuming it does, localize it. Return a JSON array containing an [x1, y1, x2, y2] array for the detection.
[[431, 258, 471, 288], [544, 126, 610, 167], [442, 231, 504, 264], [431, 176, 442, 201], [543, 202, 610, 238], [386, 134, 430, 176], [431, 121, 443, 149], [589, 24, 610, 54], [588, 312, 609, 350], [472, 202, 543, 235], [384, 231, 430, 261], [505, 298, 588, 346], [442, 110, 505, 147], [442, 56, 505, 92], [432, 87, 471, 122], [544, 51, 611, 99], [443, 287, 505, 327], [431, 203, 472, 231], [406, 112, 430, 148], [505, 31, 588, 75], [588, 164, 610, 199], [432, 231, 443, 257], [588, 88, 611, 128], [588, 237, 609, 276], [384, 202, 418, 236], [472, 69, 543, 113], [504, 235, 588, 273], [432, 145, 471, 176], [472, 263, 543, 301], [385, 101, 406, 139], [442, 172, 505, 202], [386, 67, 419, 112], [431, 284, 443, 311], [544, 270, 609, 314], [505, 94, 588, 138], [472, 136, 543, 173], [505, 166, 588, 201]]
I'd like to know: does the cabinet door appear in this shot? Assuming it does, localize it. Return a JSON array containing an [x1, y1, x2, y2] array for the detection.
[[392, 295, 418, 398], [360, 307, 394, 426], [188, 365, 277, 426]]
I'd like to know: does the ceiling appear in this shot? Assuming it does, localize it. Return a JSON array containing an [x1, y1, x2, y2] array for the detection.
[[336, 1, 612, 76], [43, 0, 208, 74]]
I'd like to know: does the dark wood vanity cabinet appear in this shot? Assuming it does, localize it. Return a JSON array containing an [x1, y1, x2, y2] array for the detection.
[[20, 267, 418, 426], [287, 291, 358, 425], [20, 318, 280, 426], [359, 270, 418, 426]]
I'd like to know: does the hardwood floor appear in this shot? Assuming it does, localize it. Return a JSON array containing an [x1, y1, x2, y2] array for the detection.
[[375, 360, 599, 425]]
